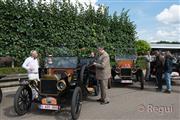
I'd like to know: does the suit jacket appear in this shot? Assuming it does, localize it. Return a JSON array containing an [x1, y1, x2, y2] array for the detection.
[[155, 55, 165, 74], [95, 51, 111, 80]]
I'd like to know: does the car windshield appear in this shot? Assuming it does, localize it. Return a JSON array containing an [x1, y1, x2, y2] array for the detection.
[[79, 57, 95, 66], [45, 57, 78, 68], [115, 48, 137, 61], [115, 55, 137, 61]]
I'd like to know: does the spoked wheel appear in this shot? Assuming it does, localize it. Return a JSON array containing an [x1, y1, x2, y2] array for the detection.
[[0, 88, 2, 103], [14, 86, 32, 115], [71, 87, 82, 120]]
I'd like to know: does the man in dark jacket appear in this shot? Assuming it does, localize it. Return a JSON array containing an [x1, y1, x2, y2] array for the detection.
[[164, 51, 173, 93], [154, 51, 165, 91]]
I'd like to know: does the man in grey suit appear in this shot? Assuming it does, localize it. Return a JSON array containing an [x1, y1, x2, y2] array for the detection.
[[93, 46, 111, 104]]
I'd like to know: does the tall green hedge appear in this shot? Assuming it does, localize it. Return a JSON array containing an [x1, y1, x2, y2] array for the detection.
[[0, 0, 136, 65], [0, 67, 26, 74]]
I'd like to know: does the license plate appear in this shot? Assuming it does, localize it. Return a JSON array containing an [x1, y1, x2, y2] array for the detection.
[[39, 104, 60, 110], [121, 80, 133, 83]]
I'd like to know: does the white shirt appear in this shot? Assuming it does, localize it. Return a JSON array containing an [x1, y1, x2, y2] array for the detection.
[[22, 57, 39, 74], [145, 55, 152, 62]]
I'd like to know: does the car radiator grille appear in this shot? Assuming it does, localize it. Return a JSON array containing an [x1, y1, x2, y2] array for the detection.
[[40, 79, 58, 95]]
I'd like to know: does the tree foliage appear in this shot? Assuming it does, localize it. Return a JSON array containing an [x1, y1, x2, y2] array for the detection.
[[0, 0, 136, 65], [157, 41, 180, 44], [135, 40, 151, 55]]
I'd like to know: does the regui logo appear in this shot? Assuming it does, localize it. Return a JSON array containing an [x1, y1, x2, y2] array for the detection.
[[138, 104, 174, 114]]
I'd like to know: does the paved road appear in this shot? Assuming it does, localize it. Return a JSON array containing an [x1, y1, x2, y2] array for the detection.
[[0, 81, 180, 120]]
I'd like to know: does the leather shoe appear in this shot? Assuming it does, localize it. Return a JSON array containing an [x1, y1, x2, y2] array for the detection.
[[100, 101, 110, 105], [96, 98, 103, 102], [164, 90, 171, 94]]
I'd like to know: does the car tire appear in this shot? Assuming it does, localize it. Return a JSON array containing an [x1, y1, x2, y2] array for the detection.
[[71, 87, 82, 120], [80, 65, 89, 99], [140, 77, 144, 90], [0, 88, 2, 103], [14, 86, 32, 115]]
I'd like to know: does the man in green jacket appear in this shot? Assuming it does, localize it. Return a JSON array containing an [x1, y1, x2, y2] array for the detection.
[[93, 46, 111, 104]]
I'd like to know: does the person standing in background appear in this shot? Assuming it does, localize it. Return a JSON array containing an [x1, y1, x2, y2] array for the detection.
[[22, 50, 39, 81], [90, 51, 95, 58], [145, 51, 151, 81], [164, 51, 173, 93], [22, 50, 39, 99], [154, 51, 165, 91]]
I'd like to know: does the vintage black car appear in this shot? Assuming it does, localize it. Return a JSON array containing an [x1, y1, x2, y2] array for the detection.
[[14, 56, 99, 120], [78, 57, 99, 97]]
